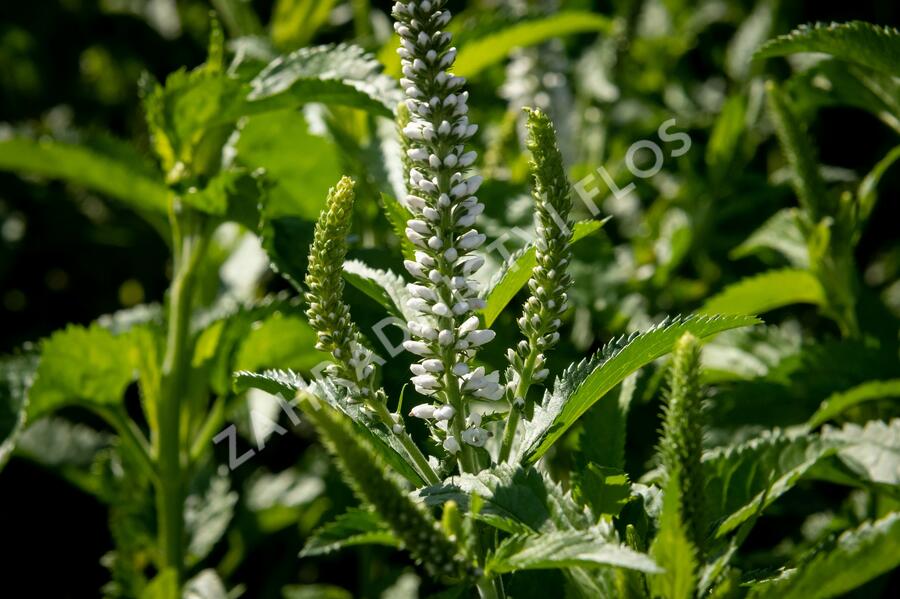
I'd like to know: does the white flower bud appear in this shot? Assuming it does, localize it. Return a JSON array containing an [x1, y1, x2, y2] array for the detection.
[[443, 436, 460, 453], [410, 404, 435, 419], [434, 405, 456, 420]]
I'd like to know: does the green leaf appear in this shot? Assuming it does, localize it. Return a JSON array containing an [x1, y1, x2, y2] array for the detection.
[[706, 94, 748, 184], [747, 512, 900, 599], [283, 585, 353, 599], [235, 373, 426, 486], [858, 145, 900, 226], [699, 269, 826, 316], [0, 356, 36, 470], [0, 135, 168, 213], [572, 465, 633, 518], [14, 417, 112, 495], [649, 472, 698, 599], [297, 393, 469, 580], [185, 467, 238, 564], [756, 21, 900, 76], [455, 12, 615, 77], [766, 80, 831, 221], [301, 507, 401, 557], [577, 374, 636, 471], [808, 380, 900, 428], [486, 529, 659, 575], [703, 428, 838, 537], [419, 464, 591, 534], [342, 260, 416, 321], [27, 325, 137, 420], [237, 110, 342, 221], [822, 418, 900, 487], [788, 59, 900, 135], [482, 219, 607, 327], [380, 193, 416, 261], [234, 313, 321, 374], [247, 44, 400, 118], [700, 323, 804, 382], [517, 315, 759, 464], [183, 569, 229, 599], [731, 209, 809, 268], [270, 0, 337, 50]]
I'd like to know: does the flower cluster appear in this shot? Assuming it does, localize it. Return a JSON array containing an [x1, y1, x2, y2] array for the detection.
[[507, 109, 574, 409], [392, 1, 500, 454], [304, 177, 380, 400]]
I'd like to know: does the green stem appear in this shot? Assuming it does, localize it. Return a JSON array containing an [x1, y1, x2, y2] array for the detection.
[[444, 368, 476, 474], [188, 394, 226, 466], [498, 350, 538, 463], [156, 209, 209, 587], [476, 577, 500, 599], [97, 406, 157, 482]]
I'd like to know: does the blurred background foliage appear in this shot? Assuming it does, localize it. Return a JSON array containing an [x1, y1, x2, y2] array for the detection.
[[1, 0, 899, 597]]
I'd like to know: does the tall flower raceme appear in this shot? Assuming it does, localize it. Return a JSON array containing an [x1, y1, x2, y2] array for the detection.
[[499, 109, 575, 461], [392, 1, 502, 470]]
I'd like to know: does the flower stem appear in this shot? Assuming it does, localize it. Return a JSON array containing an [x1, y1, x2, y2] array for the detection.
[[156, 208, 209, 588], [498, 349, 537, 462], [369, 399, 440, 484]]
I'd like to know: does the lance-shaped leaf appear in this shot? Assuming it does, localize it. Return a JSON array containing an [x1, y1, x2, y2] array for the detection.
[[455, 12, 616, 77], [0, 135, 169, 213], [703, 427, 839, 537], [731, 209, 809, 268], [0, 355, 36, 470], [234, 372, 426, 486], [342, 260, 416, 321], [766, 80, 831, 221], [699, 269, 826, 316], [246, 44, 401, 118], [517, 315, 759, 464], [418, 463, 591, 534], [822, 418, 900, 488], [301, 507, 400, 557], [482, 219, 607, 327], [755, 21, 900, 76], [486, 529, 659, 575], [807, 380, 900, 428], [297, 393, 470, 581], [747, 512, 900, 599], [649, 472, 698, 599]]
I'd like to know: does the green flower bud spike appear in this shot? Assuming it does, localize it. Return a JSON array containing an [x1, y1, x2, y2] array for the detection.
[[305, 176, 380, 400], [658, 332, 707, 552], [499, 108, 574, 462], [299, 393, 473, 581], [305, 176, 439, 484]]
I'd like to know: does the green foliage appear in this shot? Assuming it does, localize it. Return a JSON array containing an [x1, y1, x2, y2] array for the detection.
[[301, 508, 401, 557], [756, 21, 900, 76], [747, 512, 900, 599], [0, 355, 35, 470], [517, 315, 759, 463], [649, 471, 699, 599], [455, 12, 615, 77], [657, 334, 707, 551], [0, 136, 170, 213], [298, 394, 470, 581], [486, 529, 659, 575], [27, 325, 137, 420], [483, 219, 606, 327], [808, 380, 900, 428], [699, 268, 826, 316]]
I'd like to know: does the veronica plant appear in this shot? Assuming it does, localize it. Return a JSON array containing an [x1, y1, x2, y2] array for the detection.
[[237, 1, 759, 595]]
